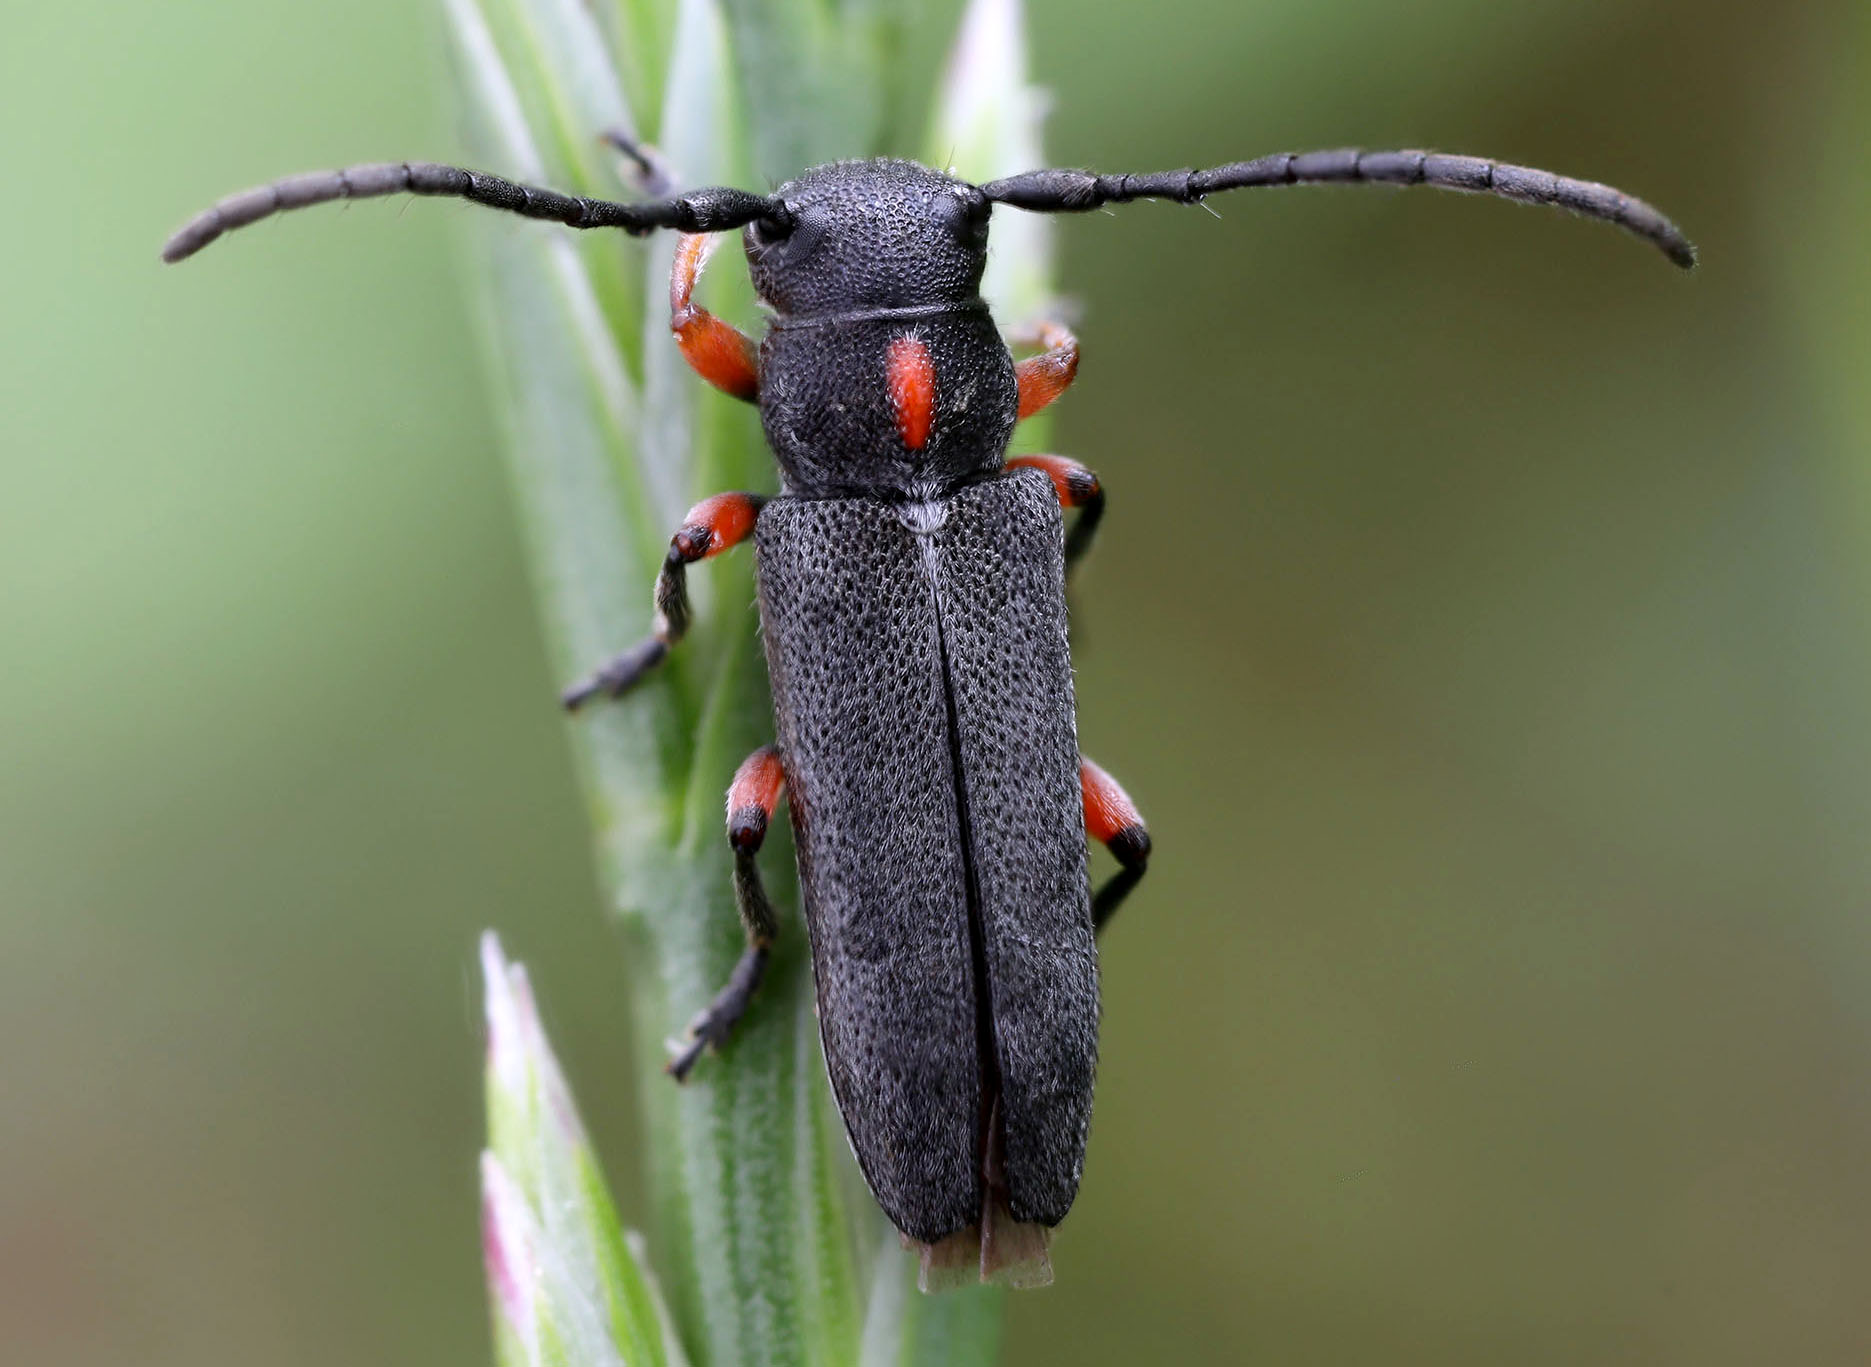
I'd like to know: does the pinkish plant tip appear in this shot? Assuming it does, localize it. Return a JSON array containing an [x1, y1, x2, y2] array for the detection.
[[505, 960, 586, 1145], [481, 931, 528, 1098], [480, 1152, 537, 1341]]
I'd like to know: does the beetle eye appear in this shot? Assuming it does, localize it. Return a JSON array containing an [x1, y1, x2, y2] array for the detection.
[[749, 204, 795, 245], [954, 188, 991, 246]]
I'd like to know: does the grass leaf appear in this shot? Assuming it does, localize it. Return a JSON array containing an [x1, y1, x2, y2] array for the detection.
[[482, 934, 689, 1367], [454, 1, 1059, 1362]]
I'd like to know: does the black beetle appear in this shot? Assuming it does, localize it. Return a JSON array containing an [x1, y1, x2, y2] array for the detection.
[[164, 143, 1692, 1287]]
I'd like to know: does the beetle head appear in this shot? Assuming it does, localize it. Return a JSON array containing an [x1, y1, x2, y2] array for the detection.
[[745, 159, 991, 317]]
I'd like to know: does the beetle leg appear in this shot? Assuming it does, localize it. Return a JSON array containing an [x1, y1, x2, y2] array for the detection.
[[1012, 320, 1079, 419], [668, 745, 788, 1081], [1081, 757, 1150, 934], [1006, 454, 1105, 570], [561, 491, 766, 710], [670, 233, 760, 401], [598, 128, 675, 196]]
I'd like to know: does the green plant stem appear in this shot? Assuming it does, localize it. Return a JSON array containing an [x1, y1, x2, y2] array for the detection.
[[453, 1, 1057, 1362]]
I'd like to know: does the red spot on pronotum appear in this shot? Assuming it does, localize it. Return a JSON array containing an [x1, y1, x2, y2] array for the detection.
[[887, 335, 936, 450], [670, 232, 760, 401]]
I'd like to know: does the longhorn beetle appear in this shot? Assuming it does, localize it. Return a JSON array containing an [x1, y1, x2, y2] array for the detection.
[[165, 142, 1692, 1287]]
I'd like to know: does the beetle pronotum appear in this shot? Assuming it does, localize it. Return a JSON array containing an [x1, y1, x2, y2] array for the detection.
[[166, 139, 1691, 1288]]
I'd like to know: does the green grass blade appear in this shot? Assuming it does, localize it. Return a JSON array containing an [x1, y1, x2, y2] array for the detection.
[[483, 934, 690, 1367], [449, 0, 867, 1360], [715, 0, 916, 178], [454, 0, 1059, 1362], [928, 0, 1055, 327]]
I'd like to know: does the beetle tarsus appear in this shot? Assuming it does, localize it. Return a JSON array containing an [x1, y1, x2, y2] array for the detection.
[[561, 637, 667, 710], [666, 943, 771, 1082]]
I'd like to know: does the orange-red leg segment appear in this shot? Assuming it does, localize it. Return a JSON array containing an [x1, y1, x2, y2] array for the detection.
[[673, 491, 764, 564], [1014, 320, 1079, 419], [1083, 758, 1150, 868], [1082, 756, 1151, 933], [727, 744, 787, 853], [671, 233, 760, 402], [652, 490, 766, 648]]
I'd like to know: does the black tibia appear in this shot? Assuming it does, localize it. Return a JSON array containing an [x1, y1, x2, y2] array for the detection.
[[561, 493, 766, 711], [983, 148, 1697, 269], [558, 544, 689, 710], [1065, 488, 1104, 569], [161, 161, 786, 263], [668, 745, 787, 1082], [1092, 867, 1145, 935]]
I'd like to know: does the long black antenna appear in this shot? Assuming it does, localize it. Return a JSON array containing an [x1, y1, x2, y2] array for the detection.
[[981, 149, 1696, 269], [161, 161, 785, 263]]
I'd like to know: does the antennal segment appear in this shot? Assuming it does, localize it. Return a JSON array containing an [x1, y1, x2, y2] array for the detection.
[[161, 161, 784, 263], [982, 149, 1695, 269]]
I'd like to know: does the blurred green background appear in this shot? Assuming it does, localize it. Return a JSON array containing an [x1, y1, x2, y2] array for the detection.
[[5, 0, 1868, 1362]]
